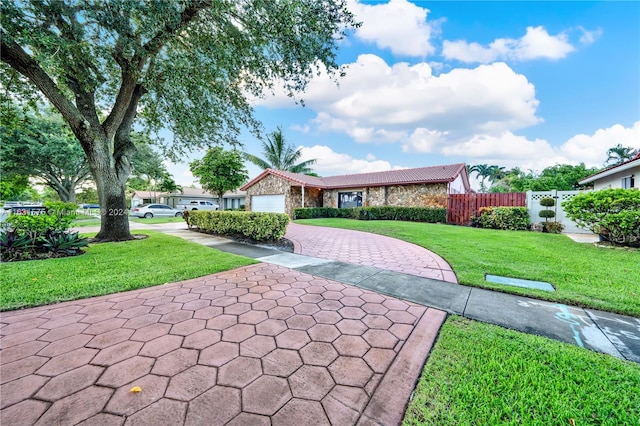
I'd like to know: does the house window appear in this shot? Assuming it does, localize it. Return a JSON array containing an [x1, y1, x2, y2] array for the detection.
[[622, 175, 634, 189], [338, 191, 362, 208]]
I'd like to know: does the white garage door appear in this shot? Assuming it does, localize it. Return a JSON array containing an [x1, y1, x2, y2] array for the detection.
[[251, 195, 285, 213]]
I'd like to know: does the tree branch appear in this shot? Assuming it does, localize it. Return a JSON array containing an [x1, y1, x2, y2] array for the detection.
[[142, 0, 212, 56], [0, 32, 94, 149]]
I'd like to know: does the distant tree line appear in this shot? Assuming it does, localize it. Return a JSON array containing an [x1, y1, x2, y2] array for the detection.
[[468, 144, 638, 193]]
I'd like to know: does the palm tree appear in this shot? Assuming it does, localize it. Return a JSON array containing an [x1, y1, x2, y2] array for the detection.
[[605, 144, 638, 166], [243, 126, 317, 174], [468, 164, 492, 192], [487, 165, 506, 184]]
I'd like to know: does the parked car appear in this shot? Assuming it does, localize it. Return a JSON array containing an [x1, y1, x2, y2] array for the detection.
[[81, 203, 100, 209], [3, 201, 22, 210], [176, 200, 219, 211], [130, 204, 183, 218]]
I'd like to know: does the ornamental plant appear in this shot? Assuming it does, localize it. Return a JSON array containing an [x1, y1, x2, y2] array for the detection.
[[538, 196, 564, 233], [562, 189, 640, 246], [0, 205, 88, 261]]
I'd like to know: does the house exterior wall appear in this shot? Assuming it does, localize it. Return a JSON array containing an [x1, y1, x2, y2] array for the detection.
[[290, 186, 323, 211], [322, 183, 448, 209], [323, 190, 335, 208], [449, 175, 466, 194], [386, 183, 448, 208], [223, 196, 246, 210], [245, 174, 292, 215], [366, 187, 386, 206], [592, 166, 639, 190]]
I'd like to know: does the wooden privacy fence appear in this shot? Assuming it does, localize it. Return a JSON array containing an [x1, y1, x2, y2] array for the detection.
[[447, 192, 527, 225]]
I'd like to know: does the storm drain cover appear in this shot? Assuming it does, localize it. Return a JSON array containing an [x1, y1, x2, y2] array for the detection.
[[485, 274, 555, 292]]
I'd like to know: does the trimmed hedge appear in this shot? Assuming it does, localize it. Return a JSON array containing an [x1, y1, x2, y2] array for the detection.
[[187, 211, 289, 241], [294, 206, 447, 223], [475, 207, 530, 231], [562, 188, 640, 246]]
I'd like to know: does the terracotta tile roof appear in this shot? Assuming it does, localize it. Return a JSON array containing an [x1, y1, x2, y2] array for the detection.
[[241, 169, 326, 190], [240, 163, 468, 191], [321, 164, 466, 188]]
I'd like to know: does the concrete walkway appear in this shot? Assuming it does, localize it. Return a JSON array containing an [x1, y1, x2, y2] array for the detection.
[[2, 221, 638, 425]]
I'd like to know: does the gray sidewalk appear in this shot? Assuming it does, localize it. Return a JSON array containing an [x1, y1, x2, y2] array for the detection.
[[164, 228, 640, 363]]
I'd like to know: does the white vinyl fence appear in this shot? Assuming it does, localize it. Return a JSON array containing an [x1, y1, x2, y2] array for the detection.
[[526, 190, 592, 234]]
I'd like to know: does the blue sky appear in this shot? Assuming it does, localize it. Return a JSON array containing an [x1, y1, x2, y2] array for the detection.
[[167, 0, 640, 188]]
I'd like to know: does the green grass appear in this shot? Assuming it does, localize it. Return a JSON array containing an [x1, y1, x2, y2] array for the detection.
[[403, 316, 640, 425], [72, 217, 186, 227], [296, 219, 640, 316], [0, 231, 256, 311], [130, 216, 185, 224]]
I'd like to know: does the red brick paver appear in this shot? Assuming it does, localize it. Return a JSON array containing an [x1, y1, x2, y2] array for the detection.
[[0, 263, 445, 425], [286, 223, 458, 282]]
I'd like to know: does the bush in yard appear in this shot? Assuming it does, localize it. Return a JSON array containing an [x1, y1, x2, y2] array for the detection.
[[562, 189, 640, 246], [537, 196, 564, 233], [1, 209, 88, 261], [544, 221, 565, 234], [294, 206, 446, 223], [475, 207, 530, 231], [187, 211, 289, 242]]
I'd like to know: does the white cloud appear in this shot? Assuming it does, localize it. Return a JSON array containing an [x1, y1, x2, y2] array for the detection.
[[578, 26, 602, 45], [443, 26, 575, 63], [298, 145, 401, 176], [442, 131, 564, 170], [348, 0, 438, 57], [559, 121, 640, 167], [261, 55, 541, 148], [441, 122, 640, 173]]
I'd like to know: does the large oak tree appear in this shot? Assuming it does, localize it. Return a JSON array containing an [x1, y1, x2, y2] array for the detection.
[[1, 0, 357, 241], [1, 108, 91, 203]]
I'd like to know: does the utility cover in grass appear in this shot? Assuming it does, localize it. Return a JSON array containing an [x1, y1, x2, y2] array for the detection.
[[485, 274, 555, 292]]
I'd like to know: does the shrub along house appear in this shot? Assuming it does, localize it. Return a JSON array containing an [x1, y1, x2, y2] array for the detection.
[[240, 163, 471, 217]]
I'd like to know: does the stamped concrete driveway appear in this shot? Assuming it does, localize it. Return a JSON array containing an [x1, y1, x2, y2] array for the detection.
[[285, 223, 457, 283], [1, 262, 446, 425]]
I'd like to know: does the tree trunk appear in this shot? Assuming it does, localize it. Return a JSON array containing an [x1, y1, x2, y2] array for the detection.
[[93, 167, 132, 241], [218, 193, 224, 210], [87, 135, 133, 242]]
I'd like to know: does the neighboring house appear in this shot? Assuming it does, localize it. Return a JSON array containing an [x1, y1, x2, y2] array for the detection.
[[579, 153, 640, 190], [164, 187, 246, 210], [240, 163, 471, 217], [130, 190, 166, 208], [222, 190, 247, 210]]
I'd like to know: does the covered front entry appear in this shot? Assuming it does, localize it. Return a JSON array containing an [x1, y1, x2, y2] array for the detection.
[[251, 194, 285, 213]]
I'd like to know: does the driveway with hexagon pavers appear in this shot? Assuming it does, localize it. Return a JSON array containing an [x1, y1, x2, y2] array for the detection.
[[1, 262, 446, 425]]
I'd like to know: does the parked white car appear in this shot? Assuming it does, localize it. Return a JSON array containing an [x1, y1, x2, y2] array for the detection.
[[130, 204, 183, 218], [176, 200, 219, 211]]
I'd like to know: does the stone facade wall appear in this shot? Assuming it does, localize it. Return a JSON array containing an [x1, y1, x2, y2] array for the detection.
[[323, 184, 447, 209], [248, 176, 449, 216], [365, 187, 386, 206], [290, 186, 323, 211], [323, 190, 337, 208], [386, 183, 448, 208]]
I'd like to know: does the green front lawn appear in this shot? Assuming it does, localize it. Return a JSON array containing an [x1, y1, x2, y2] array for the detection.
[[72, 216, 186, 227], [296, 219, 640, 317], [0, 231, 255, 311], [404, 316, 640, 425]]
